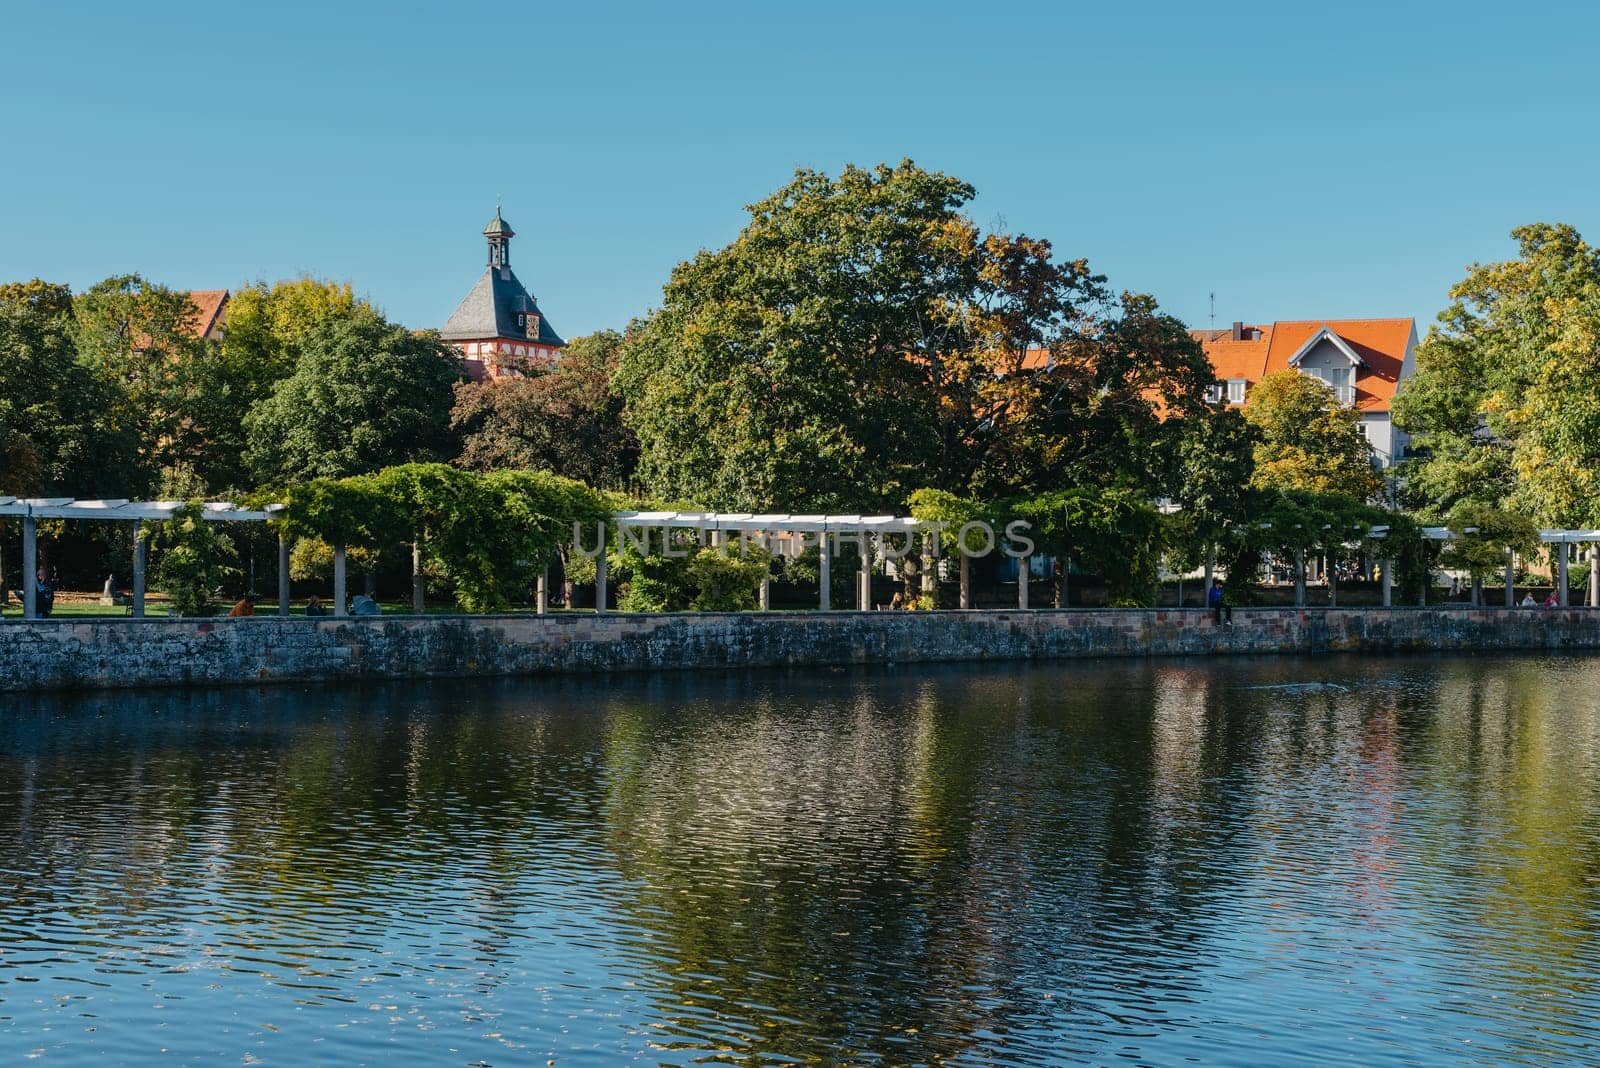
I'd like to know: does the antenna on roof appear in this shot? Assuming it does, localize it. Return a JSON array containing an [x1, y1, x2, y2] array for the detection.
[[1209, 292, 1216, 329]]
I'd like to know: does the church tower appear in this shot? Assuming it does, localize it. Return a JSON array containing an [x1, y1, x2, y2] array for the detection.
[[439, 208, 564, 381]]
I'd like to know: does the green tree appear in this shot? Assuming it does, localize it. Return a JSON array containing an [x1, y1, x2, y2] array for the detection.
[[0, 279, 139, 495], [70, 274, 212, 488], [152, 502, 239, 616], [1395, 223, 1600, 526], [1437, 502, 1541, 602], [1170, 404, 1259, 577], [452, 330, 638, 489], [185, 277, 375, 493], [614, 161, 972, 511], [1244, 370, 1382, 500], [245, 312, 462, 482]]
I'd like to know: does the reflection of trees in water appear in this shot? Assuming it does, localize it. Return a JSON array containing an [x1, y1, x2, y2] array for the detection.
[[593, 664, 1277, 1064], [5, 660, 1600, 1063], [0, 683, 617, 995]]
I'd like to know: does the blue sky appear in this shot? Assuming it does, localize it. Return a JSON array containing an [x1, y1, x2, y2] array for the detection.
[[4, 0, 1597, 338]]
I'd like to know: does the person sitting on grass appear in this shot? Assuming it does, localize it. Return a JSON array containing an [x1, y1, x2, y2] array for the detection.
[[228, 595, 256, 618]]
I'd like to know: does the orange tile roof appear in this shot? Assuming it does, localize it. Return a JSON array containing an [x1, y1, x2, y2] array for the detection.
[[1193, 319, 1413, 413], [1261, 318, 1413, 412], [184, 289, 230, 339]]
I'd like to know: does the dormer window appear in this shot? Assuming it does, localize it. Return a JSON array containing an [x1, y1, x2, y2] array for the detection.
[[517, 313, 526, 329], [1205, 384, 1224, 404], [1227, 378, 1247, 404]]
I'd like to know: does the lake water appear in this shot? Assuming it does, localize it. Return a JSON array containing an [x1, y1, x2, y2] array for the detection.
[[3, 656, 1600, 1066]]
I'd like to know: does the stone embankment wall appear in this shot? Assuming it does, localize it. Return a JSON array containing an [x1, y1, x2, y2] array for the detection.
[[4, 608, 1599, 693]]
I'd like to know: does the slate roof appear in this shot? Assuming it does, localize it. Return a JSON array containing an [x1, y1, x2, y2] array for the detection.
[[438, 266, 565, 346]]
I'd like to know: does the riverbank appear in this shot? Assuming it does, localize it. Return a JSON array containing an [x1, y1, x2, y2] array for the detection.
[[4, 606, 1600, 692]]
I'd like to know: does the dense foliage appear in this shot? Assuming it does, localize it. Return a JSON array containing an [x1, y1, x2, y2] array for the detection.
[[614, 161, 1215, 512], [1395, 223, 1600, 526], [151, 502, 238, 616], [452, 330, 637, 490]]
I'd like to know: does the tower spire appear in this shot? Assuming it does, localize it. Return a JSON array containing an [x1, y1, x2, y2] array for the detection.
[[484, 206, 515, 269]]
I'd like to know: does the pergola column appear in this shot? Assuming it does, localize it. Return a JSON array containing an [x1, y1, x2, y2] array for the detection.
[[21, 515, 37, 620], [411, 542, 425, 614], [1558, 541, 1570, 607], [1505, 551, 1515, 609], [1591, 545, 1599, 608], [536, 570, 548, 614], [958, 553, 971, 610], [595, 549, 608, 614], [277, 533, 290, 616], [332, 545, 348, 617], [1018, 556, 1030, 610], [857, 537, 871, 610], [133, 522, 148, 618], [1381, 558, 1393, 608], [1294, 547, 1307, 608], [818, 532, 831, 611]]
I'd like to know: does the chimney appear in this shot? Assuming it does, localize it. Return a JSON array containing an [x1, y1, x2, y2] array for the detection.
[[1231, 321, 1244, 341]]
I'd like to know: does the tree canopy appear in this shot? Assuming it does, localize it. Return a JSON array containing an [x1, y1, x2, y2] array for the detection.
[[1243, 370, 1382, 501], [245, 310, 462, 482], [452, 329, 637, 490], [1395, 223, 1600, 526], [614, 160, 1218, 512]]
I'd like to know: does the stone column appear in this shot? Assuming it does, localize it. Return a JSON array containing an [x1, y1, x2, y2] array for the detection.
[[1294, 547, 1306, 608], [1591, 546, 1599, 608], [1329, 561, 1339, 608], [332, 545, 348, 617], [411, 542, 425, 614], [596, 550, 608, 614], [759, 575, 771, 611], [1505, 551, 1515, 609], [1381, 558, 1393, 608], [133, 523, 148, 618], [536, 570, 548, 614], [858, 539, 871, 610], [1558, 541, 1570, 607], [277, 533, 290, 616], [1204, 544, 1215, 593], [958, 553, 970, 609], [21, 515, 37, 620], [819, 532, 831, 612], [1018, 556, 1030, 610]]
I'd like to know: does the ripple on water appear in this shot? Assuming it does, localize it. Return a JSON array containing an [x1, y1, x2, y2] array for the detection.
[[3, 657, 1600, 1065]]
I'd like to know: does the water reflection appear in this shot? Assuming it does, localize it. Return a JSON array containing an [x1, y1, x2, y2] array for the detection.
[[3, 657, 1600, 1065]]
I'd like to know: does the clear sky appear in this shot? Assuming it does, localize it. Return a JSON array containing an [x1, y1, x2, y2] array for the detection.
[[4, 0, 1597, 338]]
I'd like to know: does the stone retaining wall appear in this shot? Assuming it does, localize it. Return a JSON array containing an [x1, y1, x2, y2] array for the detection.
[[4, 607, 1599, 693]]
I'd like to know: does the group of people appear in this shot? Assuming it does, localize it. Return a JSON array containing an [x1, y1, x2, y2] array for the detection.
[[228, 594, 374, 617], [1518, 591, 1564, 608]]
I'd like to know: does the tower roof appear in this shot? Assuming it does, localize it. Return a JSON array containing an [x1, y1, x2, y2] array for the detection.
[[483, 209, 515, 237], [439, 266, 564, 346]]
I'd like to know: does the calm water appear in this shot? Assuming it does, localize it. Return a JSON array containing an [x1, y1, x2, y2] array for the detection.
[[3, 657, 1600, 1066]]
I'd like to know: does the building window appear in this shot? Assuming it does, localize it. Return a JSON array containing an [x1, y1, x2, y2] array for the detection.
[[1227, 379, 1247, 404], [1302, 366, 1354, 405], [1205, 384, 1223, 404], [517, 313, 526, 329]]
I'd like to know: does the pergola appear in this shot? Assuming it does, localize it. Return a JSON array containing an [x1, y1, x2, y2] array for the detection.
[[0, 497, 283, 620], [1361, 525, 1600, 608], [608, 511, 928, 612], [6, 497, 1599, 618], [0, 501, 945, 619]]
